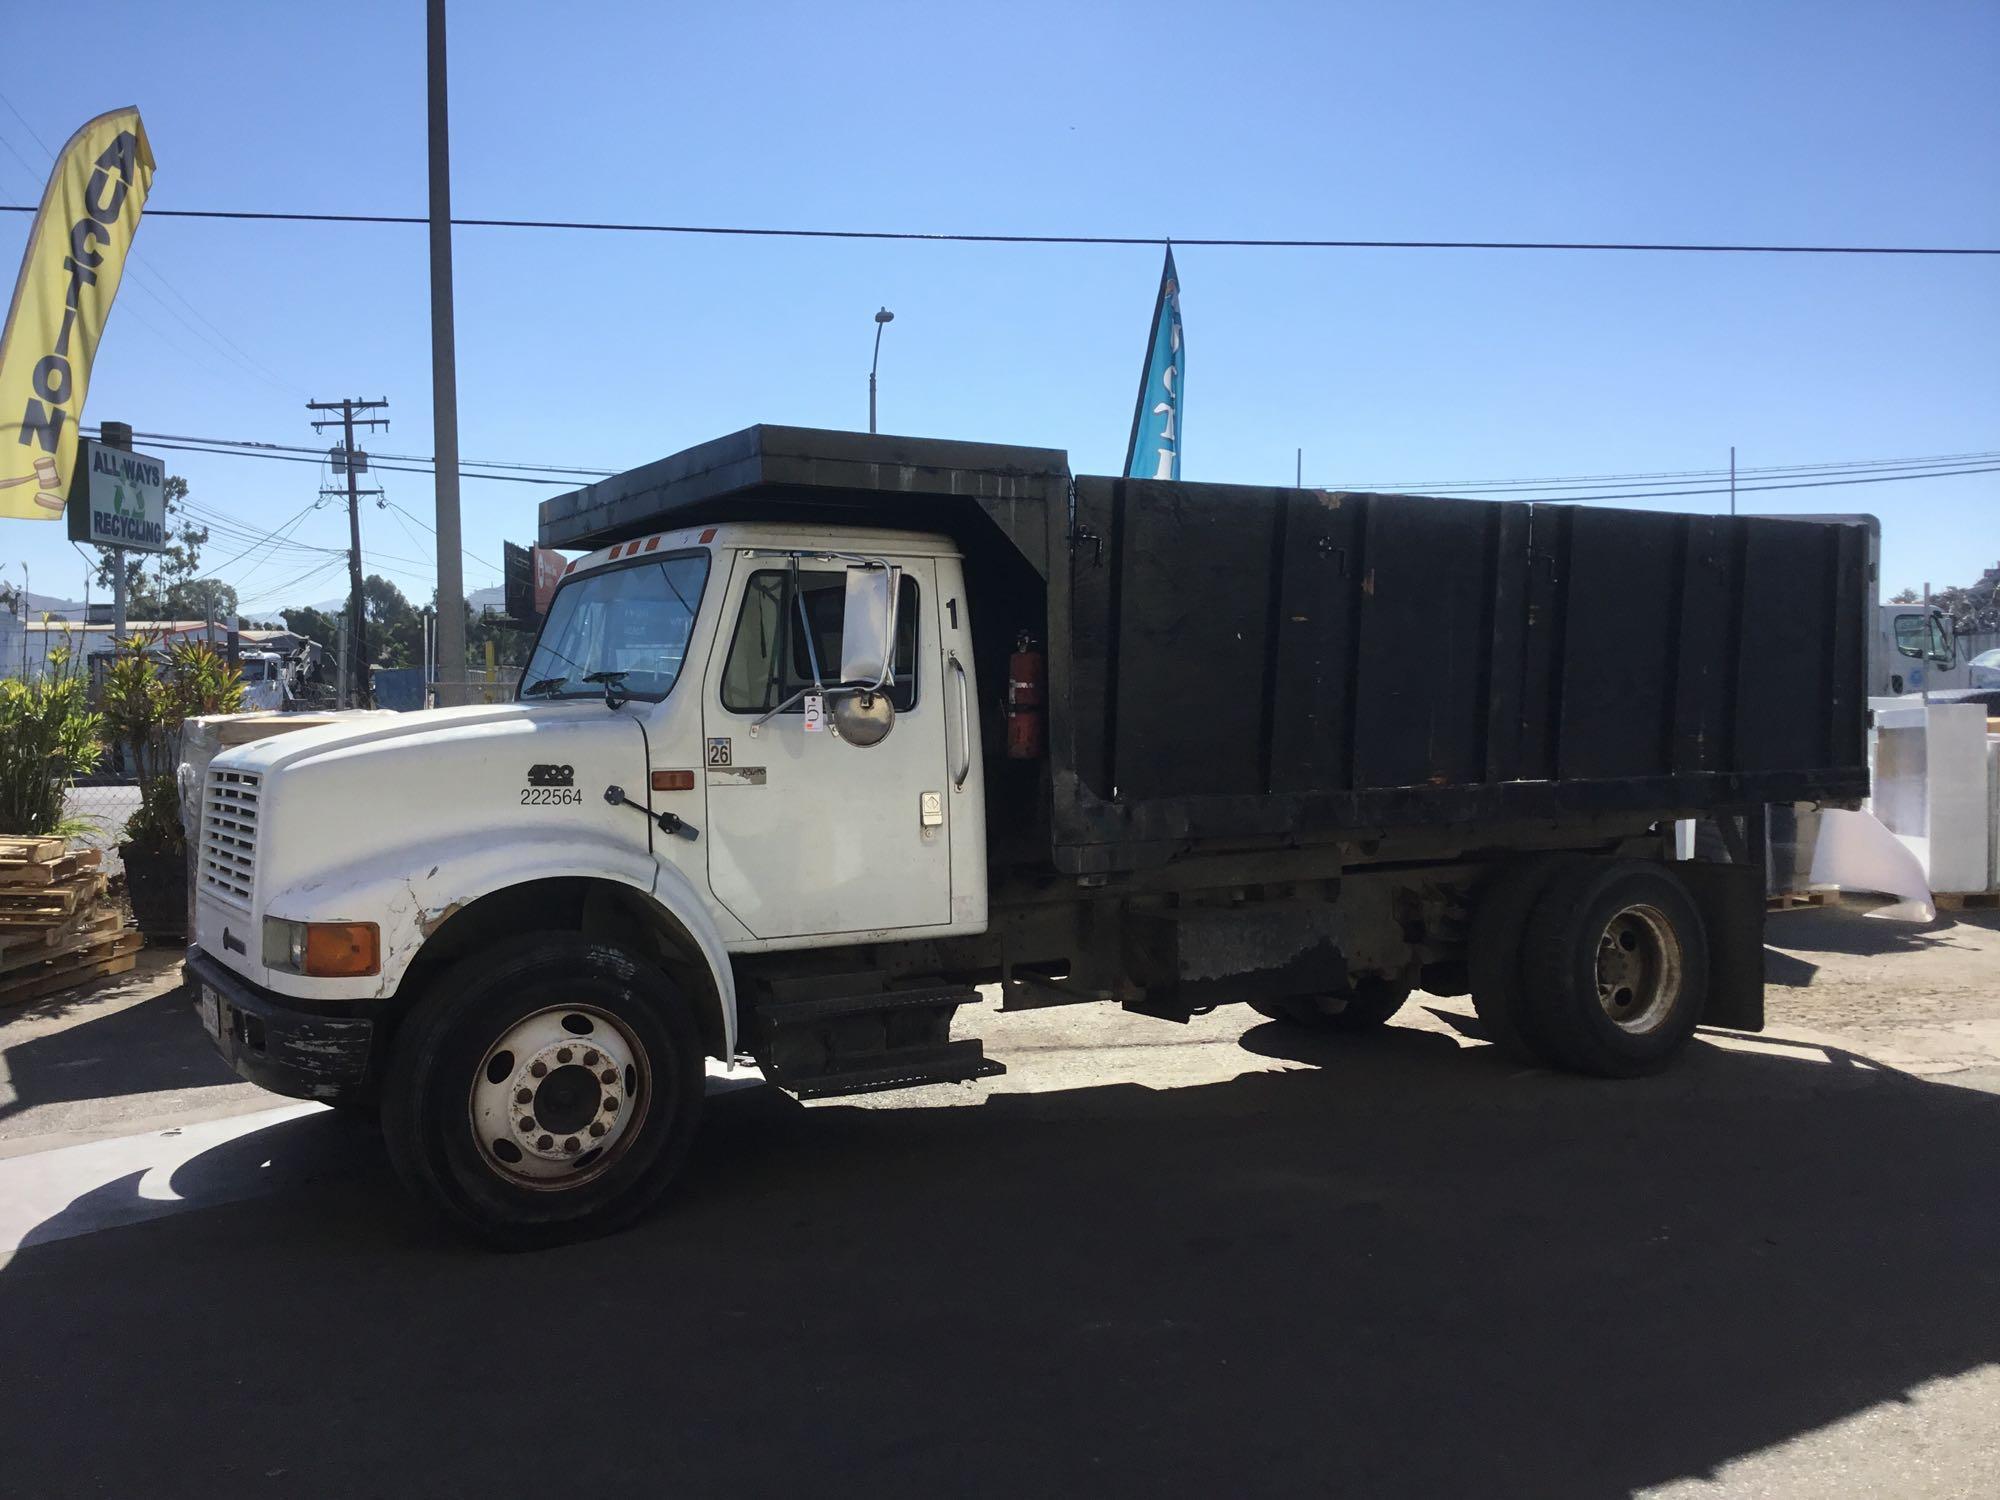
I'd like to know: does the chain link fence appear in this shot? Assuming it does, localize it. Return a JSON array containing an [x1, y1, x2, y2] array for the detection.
[[62, 778, 141, 874]]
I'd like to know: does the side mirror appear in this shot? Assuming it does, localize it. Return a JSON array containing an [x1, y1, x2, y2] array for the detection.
[[838, 564, 899, 688]]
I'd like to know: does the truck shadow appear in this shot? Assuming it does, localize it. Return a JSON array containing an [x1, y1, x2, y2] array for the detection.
[[0, 1024, 1995, 1499], [0, 961, 243, 1127]]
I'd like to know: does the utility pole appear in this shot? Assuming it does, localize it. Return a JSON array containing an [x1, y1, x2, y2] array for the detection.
[[308, 397, 389, 708], [1729, 445, 1736, 517], [99, 420, 133, 646], [427, 0, 469, 706]]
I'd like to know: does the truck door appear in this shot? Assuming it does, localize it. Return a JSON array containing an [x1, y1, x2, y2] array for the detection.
[[700, 552, 952, 939]]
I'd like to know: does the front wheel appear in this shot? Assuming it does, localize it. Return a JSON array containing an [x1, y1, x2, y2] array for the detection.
[[382, 934, 705, 1248]]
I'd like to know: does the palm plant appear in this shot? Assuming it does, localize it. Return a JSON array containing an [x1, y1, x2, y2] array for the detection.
[[99, 638, 245, 854], [0, 648, 103, 836]]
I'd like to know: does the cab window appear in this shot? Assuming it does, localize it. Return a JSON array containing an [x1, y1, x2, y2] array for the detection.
[[1893, 612, 1955, 667], [721, 568, 919, 714]]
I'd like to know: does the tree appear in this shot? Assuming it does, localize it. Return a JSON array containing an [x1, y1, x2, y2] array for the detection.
[[362, 575, 423, 668], [465, 599, 533, 674], [280, 605, 342, 654], [91, 475, 239, 622], [1886, 565, 2000, 634]]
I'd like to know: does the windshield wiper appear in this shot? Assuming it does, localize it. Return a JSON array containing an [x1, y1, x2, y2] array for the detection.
[[521, 675, 568, 699], [584, 669, 630, 710]]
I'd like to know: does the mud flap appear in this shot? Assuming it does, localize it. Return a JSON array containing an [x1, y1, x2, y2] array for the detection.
[[1675, 861, 1765, 1032]]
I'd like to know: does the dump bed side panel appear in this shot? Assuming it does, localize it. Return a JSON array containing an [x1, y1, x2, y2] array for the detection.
[[1054, 477, 1870, 871]]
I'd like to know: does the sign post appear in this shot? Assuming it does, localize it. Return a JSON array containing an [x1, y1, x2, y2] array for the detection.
[[67, 420, 166, 647]]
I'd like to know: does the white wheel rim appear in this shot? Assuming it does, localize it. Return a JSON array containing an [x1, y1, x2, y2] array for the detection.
[[1594, 902, 1683, 1035], [467, 1005, 650, 1189]]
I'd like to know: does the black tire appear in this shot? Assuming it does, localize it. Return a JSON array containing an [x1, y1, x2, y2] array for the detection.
[[1467, 856, 1581, 1066], [382, 933, 705, 1249], [1250, 977, 1412, 1032], [1521, 859, 1710, 1078]]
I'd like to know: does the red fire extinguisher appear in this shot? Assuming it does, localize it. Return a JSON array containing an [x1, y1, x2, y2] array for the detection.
[[1006, 632, 1045, 760]]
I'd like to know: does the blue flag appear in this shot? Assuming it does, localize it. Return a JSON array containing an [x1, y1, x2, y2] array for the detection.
[[1123, 247, 1183, 481]]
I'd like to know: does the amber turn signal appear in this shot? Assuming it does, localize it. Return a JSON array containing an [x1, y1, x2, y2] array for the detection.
[[652, 769, 696, 792], [302, 922, 380, 977]]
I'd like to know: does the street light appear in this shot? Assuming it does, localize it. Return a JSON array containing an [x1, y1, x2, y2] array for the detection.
[[869, 306, 895, 434]]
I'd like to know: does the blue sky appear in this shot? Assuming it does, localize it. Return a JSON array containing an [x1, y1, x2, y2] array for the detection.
[[2, 0, 1995, 617]]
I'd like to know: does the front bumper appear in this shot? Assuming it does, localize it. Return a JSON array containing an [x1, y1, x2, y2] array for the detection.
[[186, 948, 378, 1103]]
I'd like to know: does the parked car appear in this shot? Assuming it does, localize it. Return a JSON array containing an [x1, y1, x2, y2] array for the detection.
[[1968, 648, 2000, 689]]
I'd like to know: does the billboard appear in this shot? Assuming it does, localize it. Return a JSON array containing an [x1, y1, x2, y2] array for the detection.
[[504, 543, 568, 626], [65, 438, 167, 551]]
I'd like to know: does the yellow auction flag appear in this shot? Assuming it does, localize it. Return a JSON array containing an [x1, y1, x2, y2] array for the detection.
[[0, 106, 154, 520]]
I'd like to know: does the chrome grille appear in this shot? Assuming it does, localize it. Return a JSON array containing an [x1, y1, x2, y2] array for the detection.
[[201, 767, 260, 908]]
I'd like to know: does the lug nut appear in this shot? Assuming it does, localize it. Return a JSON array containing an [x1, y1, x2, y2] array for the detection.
[[537, 1134, 554, 1151], [583, 1050, 600, 1067], [530, 1061, 548, 1078], [603, 1096, 619, 1113], [600, 1068, 617, 1085], [589, 1121, 607, 1138], [557, 1047, 573, 1064], [515, 1088, 532, 1105], [520, 1116, 536, 1132], [564, 1137, 579, 1153]]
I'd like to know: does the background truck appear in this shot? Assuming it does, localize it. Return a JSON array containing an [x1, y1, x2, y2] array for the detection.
[[1872, 600, 1967, 697], [186, 426, 1873, 1246]]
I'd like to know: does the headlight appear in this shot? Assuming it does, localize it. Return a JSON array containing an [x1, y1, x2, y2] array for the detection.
[[263, 916, 380, 977]]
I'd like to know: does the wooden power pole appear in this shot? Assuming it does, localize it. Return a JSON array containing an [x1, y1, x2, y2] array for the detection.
[[307, 397, 388, 708]]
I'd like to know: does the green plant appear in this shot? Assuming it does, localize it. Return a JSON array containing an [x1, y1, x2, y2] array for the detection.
[[99, 638, 245, 855], [0, 649, 104, 836]]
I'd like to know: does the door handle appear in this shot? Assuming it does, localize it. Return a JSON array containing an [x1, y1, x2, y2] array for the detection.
[[948, 651, 971, 789], [604, 784, 700, 841]]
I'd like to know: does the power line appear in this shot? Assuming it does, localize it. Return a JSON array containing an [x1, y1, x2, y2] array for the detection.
[[377, 495, 504, 580], [101, 424, 2000, 502], [1329, 458, 2000, 500], [1, 201, 1994, 255], [1425, 463, 2000, 506], [1328, 448, 2000, 493], [83, 426, 614, 478], [123, 437, 583, 485]]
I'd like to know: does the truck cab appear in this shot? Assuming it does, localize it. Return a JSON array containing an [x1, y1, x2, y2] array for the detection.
[[237, 650, 289, 712], [1872, 601, 1966, 697], [189, 518, 994, 1244]]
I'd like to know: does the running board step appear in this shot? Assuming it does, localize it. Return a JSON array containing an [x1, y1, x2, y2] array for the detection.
[[751, 982, 1005, 1101], [768, 1040, 1005, 1101]]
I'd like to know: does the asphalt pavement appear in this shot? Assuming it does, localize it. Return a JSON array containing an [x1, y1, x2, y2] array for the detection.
[[0, 908, 1995, 1498]]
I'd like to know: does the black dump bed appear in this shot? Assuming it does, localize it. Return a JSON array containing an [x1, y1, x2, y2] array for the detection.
[[542, 425, 1872, 875]]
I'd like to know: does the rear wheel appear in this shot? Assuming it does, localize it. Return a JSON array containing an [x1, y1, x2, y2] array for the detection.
[[1250, 977, 1412, 1032], [1521, 859, 1709, 1077], [1468, 856, 1580, 1065], [382, 933, 705, 1248]]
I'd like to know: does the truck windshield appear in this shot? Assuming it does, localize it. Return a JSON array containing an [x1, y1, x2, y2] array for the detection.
[[520, 552, 710, 703]]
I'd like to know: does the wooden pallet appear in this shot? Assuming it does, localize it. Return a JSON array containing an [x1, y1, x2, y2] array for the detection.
[[0, 940, 142, 1007], [0, 836, 66, 867], [0, 848, 101, 888], [1936, 890, 2000, 911], [1766, 891, 1831, 911], [0, 905, 115, 954], [0, 913, 132, 977], [0, 873, 106, 927]]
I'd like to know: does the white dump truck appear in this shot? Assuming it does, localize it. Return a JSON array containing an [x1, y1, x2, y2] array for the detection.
[[187, 427, 1873, 1245]]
